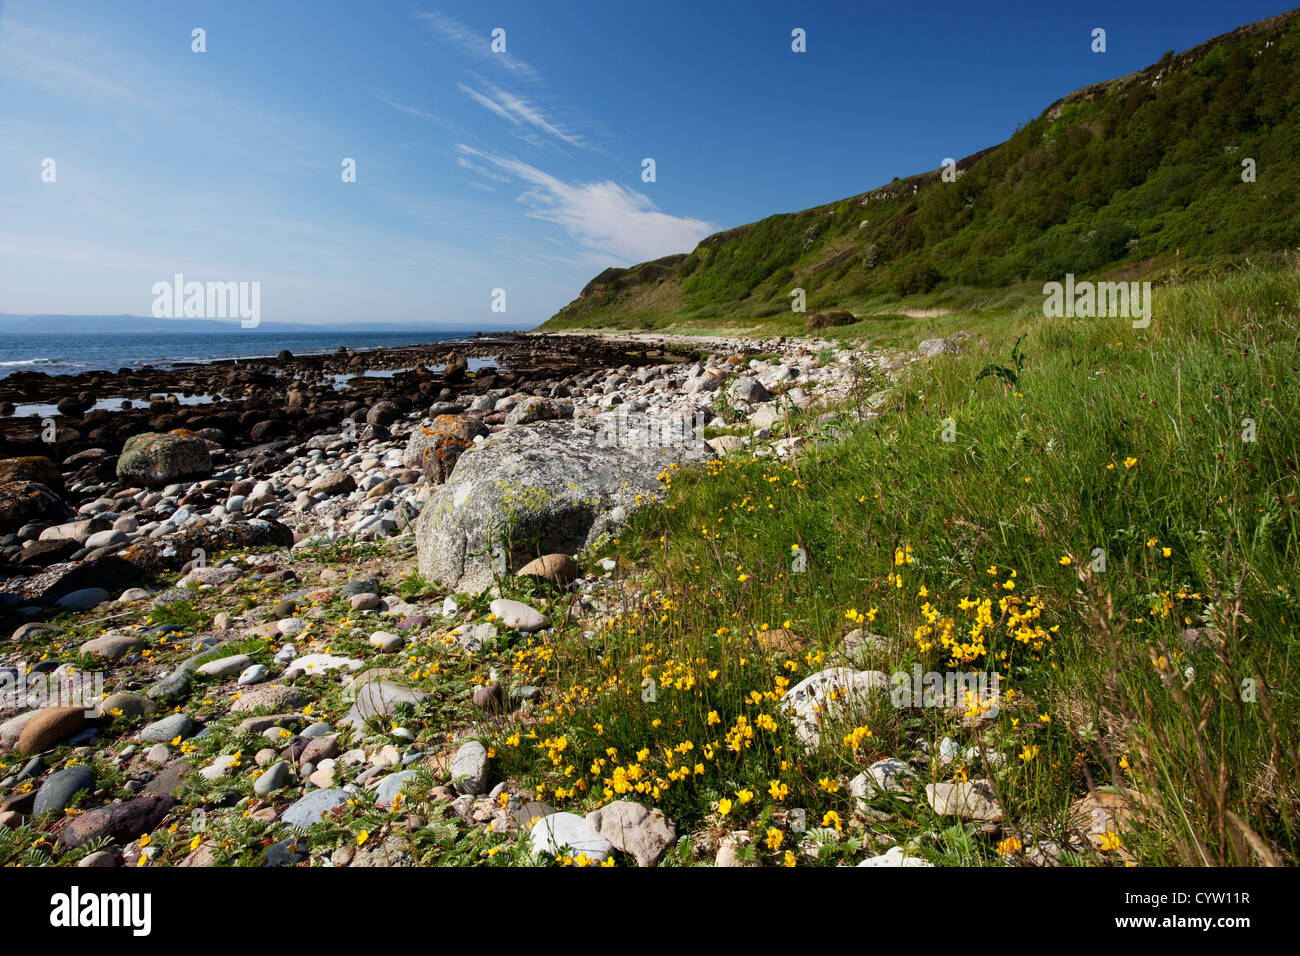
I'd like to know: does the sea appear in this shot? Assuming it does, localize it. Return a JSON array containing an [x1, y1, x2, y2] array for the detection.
[[0, 330, 485, 379]]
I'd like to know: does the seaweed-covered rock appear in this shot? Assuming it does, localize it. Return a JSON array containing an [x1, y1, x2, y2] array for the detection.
[[0, 480, 72, 533], [0, 456, 61, 489]]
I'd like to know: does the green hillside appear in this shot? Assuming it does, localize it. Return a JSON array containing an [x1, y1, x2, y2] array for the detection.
[[542, 10, 1300, 334]]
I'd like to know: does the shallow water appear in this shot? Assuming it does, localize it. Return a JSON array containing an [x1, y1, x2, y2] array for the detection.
[[11, 393, 219, 419], [0, 330, 480, 379]]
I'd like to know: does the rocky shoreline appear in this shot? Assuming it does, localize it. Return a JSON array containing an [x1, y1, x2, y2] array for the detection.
[[0, 328, 972, 867], [0, 331, 701, 452], [0, 329, 945, 608], [0, 333, 692, 601]]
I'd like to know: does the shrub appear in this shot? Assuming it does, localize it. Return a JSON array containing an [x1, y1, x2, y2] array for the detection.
[[806, 310, 856, 329], [894, 261, 942, 295]]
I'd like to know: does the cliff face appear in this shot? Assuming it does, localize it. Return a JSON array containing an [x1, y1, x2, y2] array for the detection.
[[544, 10, 1300, 330]]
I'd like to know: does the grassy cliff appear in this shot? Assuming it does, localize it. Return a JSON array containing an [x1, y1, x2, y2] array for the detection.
[[542, 10, 1300, 335]]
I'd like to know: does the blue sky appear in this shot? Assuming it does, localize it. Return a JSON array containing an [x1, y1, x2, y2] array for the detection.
[[0, 0, 1290, 328]]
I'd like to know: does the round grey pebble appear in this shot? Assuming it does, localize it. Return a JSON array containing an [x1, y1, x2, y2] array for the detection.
[[254, 761, 293, 797]]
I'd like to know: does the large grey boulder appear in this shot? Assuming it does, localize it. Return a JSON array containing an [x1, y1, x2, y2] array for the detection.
[[116, 430, 212, 486], [39, 517, 110, 543], [34, 766, 96, 817], [415, 419, 702, 593]]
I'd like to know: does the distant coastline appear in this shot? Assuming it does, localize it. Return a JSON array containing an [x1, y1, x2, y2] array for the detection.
[[0, 313, 522, 334], [0, 326, 521, 379]]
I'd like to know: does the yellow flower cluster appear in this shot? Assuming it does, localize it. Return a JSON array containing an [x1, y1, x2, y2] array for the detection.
[[725, 715, 755, 752], [843, 725, 873, 750], [908, 574, 1054, 667]]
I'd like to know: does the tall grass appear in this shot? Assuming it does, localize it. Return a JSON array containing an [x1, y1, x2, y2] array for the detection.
[[491, 260, 1299, 865]]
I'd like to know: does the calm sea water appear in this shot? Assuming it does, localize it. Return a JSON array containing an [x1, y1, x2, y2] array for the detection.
[[0, 330, 483, 379]]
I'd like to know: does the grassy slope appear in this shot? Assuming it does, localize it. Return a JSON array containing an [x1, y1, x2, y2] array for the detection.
[[495, 261, 1299, 865], [541, 11, 1300, 337]]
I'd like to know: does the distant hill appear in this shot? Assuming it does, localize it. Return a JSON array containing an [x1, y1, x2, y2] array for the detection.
[[543, 10, 1300, 330], [0, 315, 492, 334], [0, 315, 323, 334]]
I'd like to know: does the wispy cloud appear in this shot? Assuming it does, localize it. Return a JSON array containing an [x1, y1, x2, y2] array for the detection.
[[372, 91, 458, 133], [415, 8, 607, 152], [457, 145, 717, 265], [415, 10, 543, 83], [457, 155, 511, 183], [0, 21, 156, 108], [457, 81, 590, 149]]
